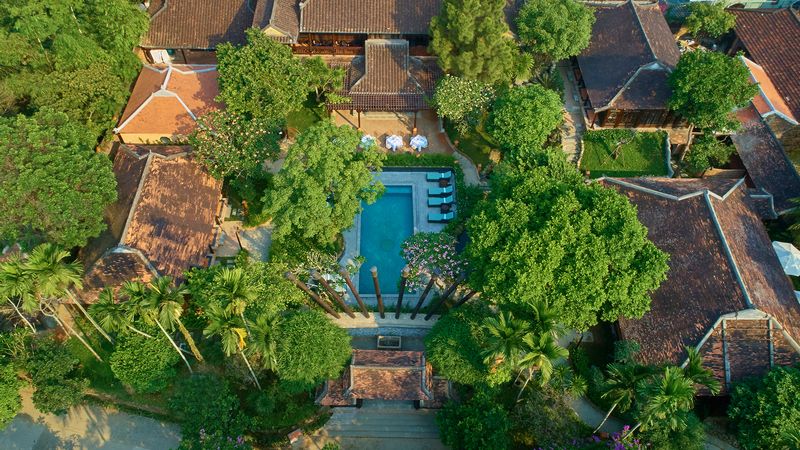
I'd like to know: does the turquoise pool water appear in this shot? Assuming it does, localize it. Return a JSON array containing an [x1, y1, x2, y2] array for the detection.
[[358, 185, 414, 295]]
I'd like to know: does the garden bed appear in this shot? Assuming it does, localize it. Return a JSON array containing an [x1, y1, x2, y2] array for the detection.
[[443, 119, 496, 168], [579, 129, 668, 178]]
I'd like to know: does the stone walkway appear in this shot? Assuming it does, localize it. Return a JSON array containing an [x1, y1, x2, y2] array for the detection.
[[299, 401, 444, 450], [558, 62, 586, 165], [1, 388, 181, 450]]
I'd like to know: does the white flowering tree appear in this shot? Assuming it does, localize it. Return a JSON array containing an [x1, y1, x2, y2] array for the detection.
[[431, 75, 494, 133], [189, 110, 282, 179], [401, 232, 466, 290]]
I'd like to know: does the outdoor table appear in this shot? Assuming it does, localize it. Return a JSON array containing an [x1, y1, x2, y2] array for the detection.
[[361, 134, 376, 148], [410, 135, 428, 152], [386, 135, 403, 152]]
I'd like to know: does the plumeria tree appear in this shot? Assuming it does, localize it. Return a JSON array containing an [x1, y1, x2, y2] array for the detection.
[[401, 232, 466, 290], [432, 75, 494, 133]]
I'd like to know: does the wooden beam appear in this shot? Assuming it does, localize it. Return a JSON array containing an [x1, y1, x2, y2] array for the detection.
[[424, 276, 464, 320], [339, 268, 369, 318], [453, 290, 477, 307], [371, 267, 384, 319], [396, 267, 410, 319], [410, 276, 436, 320], [285, 272, 340, 319], [312, 271, 356, 318]]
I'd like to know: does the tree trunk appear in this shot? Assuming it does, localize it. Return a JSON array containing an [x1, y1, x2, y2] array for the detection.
[[43, 305, 102, 362], [240, 312, 251, 337], [127, 325, 153, 338], [626, 422, 642, 438], [240, 350, 262, 390], [67, 291, 113, 344], [594, 402, 618, 433], [155, 319, 193, 374], [7, 298, 36, 333], [176, 319, 204, 362], [516, 369, 534, 401]]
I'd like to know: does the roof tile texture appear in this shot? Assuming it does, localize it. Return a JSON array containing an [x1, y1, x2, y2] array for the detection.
[[299, 0, 442, 34], [142, 0, 255, 49]]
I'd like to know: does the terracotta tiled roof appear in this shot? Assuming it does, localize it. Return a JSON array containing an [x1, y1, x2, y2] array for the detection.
[[732, 104, 800, 213], [81, 252, 155, 303], [329, 40, 441, 111], [252, 0, 300, 42], [80, 145, 222, 301], [142, 0, 255, 49], [741, 56, 797, 124], [576, 0, 679, 111], [731, 8, 800, 119], [602, 177, 800, 391], [317, 350, 446, 405], [115, 65, 221, 139], [299, 0, 442, 34]]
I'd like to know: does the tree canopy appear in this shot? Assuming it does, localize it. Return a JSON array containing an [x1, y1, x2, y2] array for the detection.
[[486, 85, 564, 164], [109, 332, 180, 394], [516, 0, 595, 65], [436, 388, 511, 450], [684, 133, 735, 176], [263, 120, 385, 244], [685, 3, 736, 39], [0, 363, 22, 430], [0, 109, 117, 248], [431, 75, 494, 133], [465, 161, 669, 331], [728, 366, 800, 450], [669, 51, 757, 131], [429, 0, 530, 85], [274, 310, 351, 390]]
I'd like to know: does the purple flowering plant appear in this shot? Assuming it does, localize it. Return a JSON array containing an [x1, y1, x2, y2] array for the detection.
[[401, 232, 465, 290]]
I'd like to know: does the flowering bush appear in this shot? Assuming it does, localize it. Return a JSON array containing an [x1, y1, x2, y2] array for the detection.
[[189, 109, 282, 179], [401, 232, 465, 290], [432, 75, 494, 133]]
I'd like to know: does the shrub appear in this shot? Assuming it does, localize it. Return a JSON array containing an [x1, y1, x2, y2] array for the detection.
[[274, 310, 352, 390], [684, 134, 734, 175], [0, 363, 22, 429], [510, 386, 591, 448], [425, 303, 492, 386], [432, 75, 494, 134], [401, 232, 466, 290], [437, 388, 511, 450], [23, 337, 88, 414], [109, 333, 179, 394], [248, 384, 318, 430]]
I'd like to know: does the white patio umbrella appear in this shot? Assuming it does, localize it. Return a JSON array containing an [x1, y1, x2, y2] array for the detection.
[[361, 134, 376, 148], [410, 135, 428, 151], [386, 135, 403, 151], [772, 241, 800, 276]]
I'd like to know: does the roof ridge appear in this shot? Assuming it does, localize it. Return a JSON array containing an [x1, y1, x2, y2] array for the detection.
[[628, 0, 658, 63], [704, 192, 754, 308], [118, 152, 155, 247]]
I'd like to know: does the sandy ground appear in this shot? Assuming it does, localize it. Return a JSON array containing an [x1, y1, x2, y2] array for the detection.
[[1, 388, 181, 450]]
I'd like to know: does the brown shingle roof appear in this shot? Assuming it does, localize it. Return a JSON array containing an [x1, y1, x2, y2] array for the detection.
[[602, 177, 800, 390], [317, 350, 438, 404], [732, 104, 800, 213], [253, 0, 300, 42], [142, 0, 255, 49], [576, 0, 679, 111], [115, 65, 221, 138], [299, 0, 442, 34], [731, 8, 800, 119], [80, 145, 222, 301], [329, 40, 441, 111]]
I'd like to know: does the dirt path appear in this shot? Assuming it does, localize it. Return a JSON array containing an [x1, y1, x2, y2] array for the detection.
[[1, 388, 181, 450]]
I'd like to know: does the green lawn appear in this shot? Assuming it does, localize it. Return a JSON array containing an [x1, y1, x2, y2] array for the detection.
[[443, 119, 496, 168], [286, 97, 325, 138], [579, 130, 668, 177]]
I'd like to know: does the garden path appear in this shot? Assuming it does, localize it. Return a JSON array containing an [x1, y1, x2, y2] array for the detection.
[[559, 62, 586, 165], [1, 388, 181, 449]]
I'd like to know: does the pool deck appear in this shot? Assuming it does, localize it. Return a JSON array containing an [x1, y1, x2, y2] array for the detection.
[[341, 170, 451, 306]]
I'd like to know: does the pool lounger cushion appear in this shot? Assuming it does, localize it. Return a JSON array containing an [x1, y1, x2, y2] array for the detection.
[[426, 171, 453, 181], [428, 211, 455, 222], [428, 195, 454, 206], [428, 185, 454, 196]]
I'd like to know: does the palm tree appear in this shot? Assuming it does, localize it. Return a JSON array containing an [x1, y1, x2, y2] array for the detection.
[[0, 255, 37, 332], [215, 267, 257, 336], [516, 332, 569, 400], [89, 289, 153, 338], [482, 311, 530, 369], [247, 313, 279, 372], [594, 363, 654, 433], [682, 346, 721, 395], [26, 243, 112, 344], [122, 280, 193, 373], [203, 304, 262, 390], [630, 366, 695, 435], [146, 276, 204, 362], [528, 299, 561, 338]]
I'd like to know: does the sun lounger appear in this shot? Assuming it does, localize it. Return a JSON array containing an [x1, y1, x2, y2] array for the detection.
[[428, 195, 454, 207], [426, 171, 453, 181], [428, 211, 455, 222], [428, 185, 454, 196]]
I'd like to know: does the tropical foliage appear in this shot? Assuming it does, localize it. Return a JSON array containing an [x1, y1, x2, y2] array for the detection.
[[401, 232, 466, 290], [0, 363, 22, 429], [23, 337, 88, 414], [109, 332, 179, 394], [684, 133, 735, 175], [425, 303, 493, 385], [436, 387, 511, 450], [685, 3, 736, 39], [431, 75, 494, 134], [516, 0, 595, 65]]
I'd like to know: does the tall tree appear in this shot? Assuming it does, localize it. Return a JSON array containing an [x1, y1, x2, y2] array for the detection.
[[429, 0, 530, 85], [431, 75, 494, 133], [203, 304, 261, 390], [486, 84, 564, 163], [595, 362, 654, 432], [482, 311, 529, 370], [682, 346, 720, 395], [122, 281, 193, 373], [515, 332, 568, 399], [217, 28, 311, 122], [669, 51, 757, 131], [247, 313, 279, 372], [213, 267, 258, 336], [89, 289, 153, 338], [264, 120, 385, 244], [685, 3, 736, 39], [632, 367, 696, 435], [0, 109, 117, 248], [516, 0, 595, 66], [145, 277, 203, 363], [0, 255, 37, 332], [466, 161, 669, 331]]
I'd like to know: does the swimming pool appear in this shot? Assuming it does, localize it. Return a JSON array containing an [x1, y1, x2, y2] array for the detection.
[[358, 185, 414, 295]]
